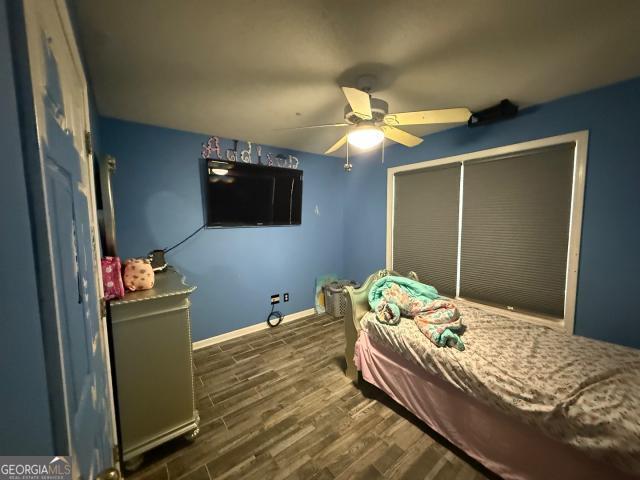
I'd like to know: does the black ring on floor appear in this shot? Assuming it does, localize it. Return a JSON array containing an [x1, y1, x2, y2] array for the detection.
[[267, 310, 283, 327]]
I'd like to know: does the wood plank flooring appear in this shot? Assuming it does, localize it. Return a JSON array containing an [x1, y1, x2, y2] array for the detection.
[[126, 314, 495, 480]]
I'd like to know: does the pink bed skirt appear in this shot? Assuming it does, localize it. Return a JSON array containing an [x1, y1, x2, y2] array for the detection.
[[355, 331, 637, 480]]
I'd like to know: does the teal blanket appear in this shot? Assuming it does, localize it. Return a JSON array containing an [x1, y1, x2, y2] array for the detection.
[[368, 276, 465, 350], [369, 276, 439, 311]]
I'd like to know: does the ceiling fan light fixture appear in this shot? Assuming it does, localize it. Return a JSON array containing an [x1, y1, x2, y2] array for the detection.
[[347, 125, 384, 150]]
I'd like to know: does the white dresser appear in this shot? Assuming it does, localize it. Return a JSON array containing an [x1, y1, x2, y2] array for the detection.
[[109, 267, 199, 469]]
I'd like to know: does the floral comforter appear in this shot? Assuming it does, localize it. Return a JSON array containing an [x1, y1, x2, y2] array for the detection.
[[360, 303, 640, 475]]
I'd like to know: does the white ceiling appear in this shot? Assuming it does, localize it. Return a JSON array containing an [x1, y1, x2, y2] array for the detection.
[[75, 0, 640, 156]]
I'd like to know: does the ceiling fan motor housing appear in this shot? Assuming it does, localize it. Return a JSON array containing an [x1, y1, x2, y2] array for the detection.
[[344, 97, 389, 124]]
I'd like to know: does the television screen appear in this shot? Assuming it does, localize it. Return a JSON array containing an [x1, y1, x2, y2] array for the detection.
[[205, 161, 303, 227]]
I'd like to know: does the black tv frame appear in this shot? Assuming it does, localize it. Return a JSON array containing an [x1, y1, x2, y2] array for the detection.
[[202, 160, 303, 229]]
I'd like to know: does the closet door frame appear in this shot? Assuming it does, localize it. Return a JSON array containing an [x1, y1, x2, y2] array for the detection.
[[386, 130, 589, 334]]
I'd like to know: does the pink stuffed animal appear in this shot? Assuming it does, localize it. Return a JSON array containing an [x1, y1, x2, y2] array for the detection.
[[123, 258, 155, 291]]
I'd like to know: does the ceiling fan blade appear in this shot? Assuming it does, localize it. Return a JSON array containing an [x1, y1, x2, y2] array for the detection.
[[277, 123, 349, 131], [341, 87, 372, 120], [384, 107, 471, 126], [325, 135, 348, 154], [381, 126, 423, 147]]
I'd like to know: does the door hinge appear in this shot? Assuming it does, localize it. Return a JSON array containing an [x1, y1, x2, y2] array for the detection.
[[85, 130, 93, 156], [100, 297, 107, 319], [112, 445, 119, 465]]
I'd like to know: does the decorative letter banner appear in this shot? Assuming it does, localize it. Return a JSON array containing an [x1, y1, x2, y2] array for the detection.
[[201, 136, 298, 169]]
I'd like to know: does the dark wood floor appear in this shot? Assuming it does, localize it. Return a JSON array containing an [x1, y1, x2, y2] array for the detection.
[[127, 314, 493, 480]]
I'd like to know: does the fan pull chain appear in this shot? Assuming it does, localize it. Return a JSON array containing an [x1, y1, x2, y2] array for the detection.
[[382, 137, 385, 164], [344, 138, 352, 172]]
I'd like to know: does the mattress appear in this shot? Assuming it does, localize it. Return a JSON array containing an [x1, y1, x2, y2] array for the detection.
[[354, 331, 637, 480], [360, 303, 640, 475]]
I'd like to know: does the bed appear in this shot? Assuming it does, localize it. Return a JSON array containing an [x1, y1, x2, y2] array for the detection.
[[343, 269, 640, 480]]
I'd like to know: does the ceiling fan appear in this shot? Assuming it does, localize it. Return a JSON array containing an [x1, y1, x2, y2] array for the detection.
[[287, 76, 472, 155]]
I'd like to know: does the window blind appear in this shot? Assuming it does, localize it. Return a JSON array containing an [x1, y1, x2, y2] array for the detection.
[[393, 163, 461, 296], [459, 143, 575, 317]]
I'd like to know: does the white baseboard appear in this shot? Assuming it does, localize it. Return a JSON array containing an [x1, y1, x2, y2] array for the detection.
[[192, 307, 316, 350]]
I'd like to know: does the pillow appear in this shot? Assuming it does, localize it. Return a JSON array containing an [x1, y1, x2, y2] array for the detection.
[[101, 256, 125, 300]]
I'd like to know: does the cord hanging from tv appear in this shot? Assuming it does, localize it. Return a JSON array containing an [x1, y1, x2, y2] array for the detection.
[[205, 160, 303, 227]]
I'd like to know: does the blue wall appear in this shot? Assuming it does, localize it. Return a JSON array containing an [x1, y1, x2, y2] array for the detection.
[[343, 77, 640, 349], [99, 78, 640, 348], [0, 0, 55, 454], [99, 117, 346, 341]]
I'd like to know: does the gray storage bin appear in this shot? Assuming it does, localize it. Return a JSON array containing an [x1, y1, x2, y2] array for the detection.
[[323, 280, 359, 318]]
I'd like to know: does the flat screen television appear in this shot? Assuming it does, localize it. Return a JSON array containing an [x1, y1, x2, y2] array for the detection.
[[205, 160, 303, 227]]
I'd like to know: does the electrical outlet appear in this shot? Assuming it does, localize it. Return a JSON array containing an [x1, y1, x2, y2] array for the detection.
[[283, 293, 289, 302], [271, 294, 280, 304]]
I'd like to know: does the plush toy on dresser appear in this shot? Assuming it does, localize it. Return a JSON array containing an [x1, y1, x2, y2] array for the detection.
[[123, 258, 155, 291], [101, 256, 125, 300]]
